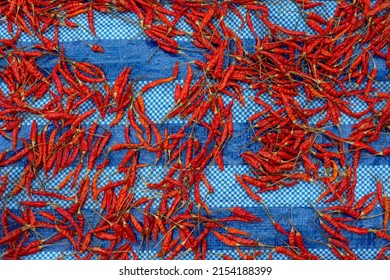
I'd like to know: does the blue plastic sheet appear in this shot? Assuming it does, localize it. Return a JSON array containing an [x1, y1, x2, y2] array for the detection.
[[1, 1, 390, 260]]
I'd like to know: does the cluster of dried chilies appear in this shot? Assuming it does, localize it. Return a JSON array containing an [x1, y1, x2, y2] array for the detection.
[[1, 0, 390, 260]]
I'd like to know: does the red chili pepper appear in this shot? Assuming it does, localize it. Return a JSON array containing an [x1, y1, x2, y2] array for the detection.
[[140, 62, 179, 94]]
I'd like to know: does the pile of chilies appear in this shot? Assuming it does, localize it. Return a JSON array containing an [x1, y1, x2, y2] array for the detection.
[[1, 0, 390, 260]]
